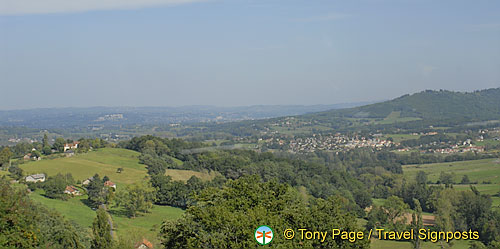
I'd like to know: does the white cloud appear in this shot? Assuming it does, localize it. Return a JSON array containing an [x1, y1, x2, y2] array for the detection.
[[0, 0, 209, 15], [293, 13, 352, 23]]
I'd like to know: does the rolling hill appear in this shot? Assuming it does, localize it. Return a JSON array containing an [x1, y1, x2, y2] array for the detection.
[[309, 88, 500, 122]]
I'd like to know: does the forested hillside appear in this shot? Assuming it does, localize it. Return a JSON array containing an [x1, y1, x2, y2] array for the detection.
[[308, 88, 500, 122]]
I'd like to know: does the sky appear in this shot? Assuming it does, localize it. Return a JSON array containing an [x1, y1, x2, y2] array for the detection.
[[1, 0, 499, 110]]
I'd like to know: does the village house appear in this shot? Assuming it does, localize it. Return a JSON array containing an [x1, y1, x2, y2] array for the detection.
[[82, 176, 94, 185], [23, 153, 41, 161], [134, 238, 153, 249], [63, 141, 80, 152], [64, 185, 81, 195], [104, 180, 116, 190], [25, 173, 46, 183]]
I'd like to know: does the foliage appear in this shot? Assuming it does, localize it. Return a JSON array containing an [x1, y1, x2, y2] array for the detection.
[[160, 175, 369, 249], [0, 178, 88, 248], [43, 173, 75, 200], [114, 182, 155, 218], [92, 207, 113, 249], [0, 147, 12, 167]]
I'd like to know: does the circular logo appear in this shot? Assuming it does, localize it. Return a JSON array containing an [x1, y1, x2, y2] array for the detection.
[[254, 225, 274, 245]]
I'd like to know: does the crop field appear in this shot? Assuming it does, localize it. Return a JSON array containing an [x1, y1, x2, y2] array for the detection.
[[403, 158, 500, 185]]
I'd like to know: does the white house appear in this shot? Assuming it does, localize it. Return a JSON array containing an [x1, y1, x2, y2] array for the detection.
[[63, 141, 80, 152], [64, 185, 81, 196], [25, 173, 46, 183]]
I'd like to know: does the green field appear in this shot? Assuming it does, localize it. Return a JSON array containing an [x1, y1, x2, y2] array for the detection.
[[371, 239, 469, 249], [376, 111, 422, 125], [18, 148, 217, 246], [382, 133, 421, 143], [403, 158, 500, 185], [30, 189, 183, 245], [20, 148, 212, 184]]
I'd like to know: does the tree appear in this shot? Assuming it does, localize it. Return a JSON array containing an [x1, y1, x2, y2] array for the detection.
[[31, 150, 42, 158], [0, 147, 13, 167], [53, 137, 67, 153], [87, 175, 104, 206], [42, 146, 52, 155], [42, 133, 49, 148], [461, 175, 471, 184], [439, 171, 454, 188], [383, 196, 409, 232], [8, 165, 23, 180], [91, 208, 113, 249], [410, 199, 423, 249], [416, 171, 427, 185], [114, 182, 155, 218], [160, 175, 369, 249], [43, 173, 73, 200], [116, 168, 123, 173], [0, 178, 87, 248]]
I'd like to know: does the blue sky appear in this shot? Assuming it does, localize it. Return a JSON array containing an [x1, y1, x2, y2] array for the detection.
[[1, 0, 499, 109]]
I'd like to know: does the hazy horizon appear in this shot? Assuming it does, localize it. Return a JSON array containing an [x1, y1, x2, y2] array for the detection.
[[2, 0, 499, 109]]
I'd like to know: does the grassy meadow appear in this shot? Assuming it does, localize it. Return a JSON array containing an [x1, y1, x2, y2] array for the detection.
[[30, 189, 183, 245], [403, 158, 500, 211], [16, 148, 219, 245], [403, 158, 500, 185], [20, 148, 212, 183]]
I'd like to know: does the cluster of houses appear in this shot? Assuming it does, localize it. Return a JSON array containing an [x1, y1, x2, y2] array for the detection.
[[24, 173, 116, 196], [284, 134, 394, 153]]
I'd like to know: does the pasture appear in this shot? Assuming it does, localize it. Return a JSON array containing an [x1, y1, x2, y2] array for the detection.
[[20, 148, 213, 184], [403, 158, 500, 185], [30, 190, 183, 245]]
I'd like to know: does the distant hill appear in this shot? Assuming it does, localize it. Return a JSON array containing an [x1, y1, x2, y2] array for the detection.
[[0, 103, 372, 129], [304, 88, 500, 123]]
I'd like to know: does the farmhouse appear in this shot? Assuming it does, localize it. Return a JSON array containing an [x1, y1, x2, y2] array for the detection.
[[23, 153, 41, 161], [104, 180, 116, 189], [63, 141, 79, 152], [64, 185, 81, 195], [82, 176, 94, 186], [25, 173, 46, 183], [134, 238, 153, 249]]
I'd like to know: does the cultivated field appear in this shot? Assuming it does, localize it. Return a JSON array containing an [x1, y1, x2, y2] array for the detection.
[[403, 158, 500, 185]]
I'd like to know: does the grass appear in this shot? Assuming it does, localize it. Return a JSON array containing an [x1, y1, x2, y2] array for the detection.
[[371, 239, 469, 249], [0, 170, 9, 177], [20, 148, 216, 245], [376, 111, 421, 125], [20, 148, 213, 185], [165, 169, 218, 182], [382, 133, 421, 143], [30, 189, 183, 245], [21, 148, 147, 186], [403, 158, 500, 185], [403, 158, 500, 211]]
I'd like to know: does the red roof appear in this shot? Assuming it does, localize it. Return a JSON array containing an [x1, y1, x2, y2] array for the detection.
[[104, 181, 116, 187], [65, 185, 78, 193], [134, 238, 153, 248]]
